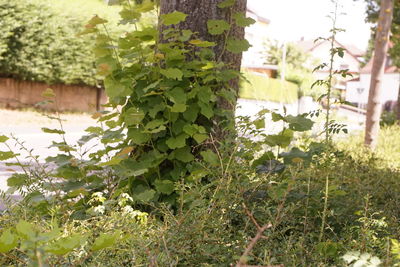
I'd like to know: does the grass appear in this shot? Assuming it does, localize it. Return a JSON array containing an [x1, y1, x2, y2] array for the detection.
[[240, 72, 298, 104], [338, 124, 400, 170]]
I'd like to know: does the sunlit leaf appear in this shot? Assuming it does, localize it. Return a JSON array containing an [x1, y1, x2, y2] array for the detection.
[[189, 39, 216, 47], [46, 235, 86, 255], [0, 135, 8, 143], [0, 229, 18, 253], [92, 231, 121, 251], [16, 220, 35, 240], [160, 68, 183, 80], [86, 15, 108, 26], [0, 151, 16, 161], [226, 38, 251, 53], [171, 103, 187, 113], [200, 150, 219, 166], [233, 12, 256, 27], [207, 19, 230, 35], [124, 108, 145, 126], [217, 0, 235, 8], [161, 11, 187, 25], [154, 179, 175, 194], [166, 134, 188, 149], [41, 128, 65, 134]]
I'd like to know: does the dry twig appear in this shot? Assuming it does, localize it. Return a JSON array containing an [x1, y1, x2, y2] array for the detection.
[[235, 204, 283, 267]]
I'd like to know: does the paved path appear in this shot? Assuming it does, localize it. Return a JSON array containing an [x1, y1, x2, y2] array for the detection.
[[0, 124, 90, 192]]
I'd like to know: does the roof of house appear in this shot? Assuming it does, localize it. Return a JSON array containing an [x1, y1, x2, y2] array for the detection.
[[246, 7, 270, 24], [347, 77, 361, 82], [296, 40, 316, 52], [345, 44, 365, 57], [297, 39, 365, 61], [360, 41, 399, 74], [361, 55, 398, 74]]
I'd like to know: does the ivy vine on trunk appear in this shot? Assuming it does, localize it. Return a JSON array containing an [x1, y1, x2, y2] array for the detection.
[[82, 0, 252, 205], [159, 0, 247, 140]]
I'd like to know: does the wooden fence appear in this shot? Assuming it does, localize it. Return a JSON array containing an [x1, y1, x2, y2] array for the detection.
[[0, 78, 107, 112]]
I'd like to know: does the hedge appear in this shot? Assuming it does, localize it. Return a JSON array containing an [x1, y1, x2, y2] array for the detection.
[[0, 0, 110, 86], [240, 72, 298, 104]]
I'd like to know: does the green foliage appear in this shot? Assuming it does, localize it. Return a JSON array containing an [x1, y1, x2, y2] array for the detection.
[[2, 85, 400, 266], [2, 1, 400, 266], [364, 0, 400, 67], [380, 111, 397, 126], [217, 0, 236, 8], [265, 39, 313, 69], [161, 11, 188, 25], [74, 1, 254, 206], [338, 124, 400, 170], [0, 192, 149, 266], [227, 38, 252, 53], [0, 0, 129, 86], [233, 12, 256, 27], [263, 39, 324, 98], [207, 19, 230, 35], [0, 0, 95, 85], [239, 72, 298, 103], [3, 123, 400, 266]]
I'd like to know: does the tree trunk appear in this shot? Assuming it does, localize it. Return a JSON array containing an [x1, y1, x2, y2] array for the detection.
[[159, 0, 247, 140], [365, 0, 394, 149], [397, 82, 400, 122]]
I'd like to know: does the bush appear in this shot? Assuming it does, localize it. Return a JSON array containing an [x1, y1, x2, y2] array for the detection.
[[2, 94, 400, 265], [380, 111, 397, 127], [3, 124, 400, 266], [0, 0, 115, 86]]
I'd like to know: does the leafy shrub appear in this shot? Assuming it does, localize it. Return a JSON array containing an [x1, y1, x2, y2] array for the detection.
[[2, 89, 400, 265], [0, 0, 103, 85], [3, 124, 400, 266], [0, 193, 150, 266], [380, 111, 397, 126]]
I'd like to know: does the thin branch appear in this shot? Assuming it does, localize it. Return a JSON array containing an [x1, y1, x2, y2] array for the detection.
[[236, 223, 272, 267], [243, 203, 261, 230], [236, 204, 278, 267]]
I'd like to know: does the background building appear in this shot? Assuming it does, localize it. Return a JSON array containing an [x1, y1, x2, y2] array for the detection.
[[346, 55, 400, 110]]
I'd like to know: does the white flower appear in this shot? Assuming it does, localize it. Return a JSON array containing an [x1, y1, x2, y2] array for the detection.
[[93, 205, 105, 215], [118, 193, 133, 207], [122, 205, 134, 214], [120, 193, 133, 202]]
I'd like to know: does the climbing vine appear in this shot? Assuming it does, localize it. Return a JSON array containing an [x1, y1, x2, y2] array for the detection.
[[81, 0, 254, 204]]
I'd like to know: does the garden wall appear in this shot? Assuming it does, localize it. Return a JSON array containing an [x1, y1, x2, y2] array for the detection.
[[0, 78, 107, 112]]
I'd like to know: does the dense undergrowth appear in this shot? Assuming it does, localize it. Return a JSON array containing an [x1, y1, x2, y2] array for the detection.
[[1, 1, 400, 266], [1, 116, 400, 266]]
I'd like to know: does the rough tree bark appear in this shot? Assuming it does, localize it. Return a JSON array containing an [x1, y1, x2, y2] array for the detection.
[[397, 83, 400, 122], [365, 0, 394, 149], [159, 0, 247, 140]]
